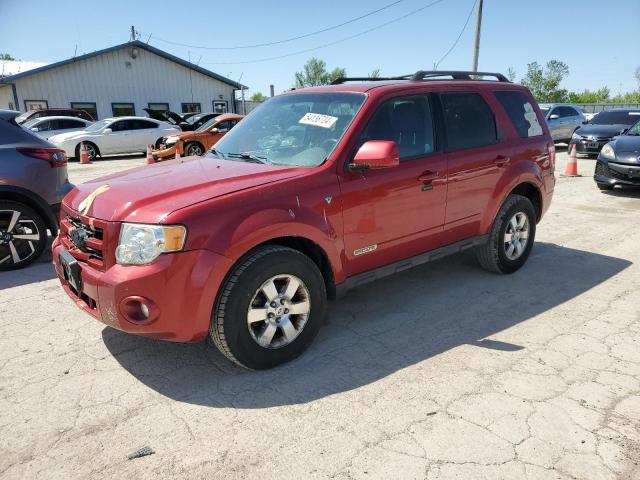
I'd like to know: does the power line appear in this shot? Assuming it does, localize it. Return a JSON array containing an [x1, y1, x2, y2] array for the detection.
[[434, 0, 477, 69], [197, 0, 447, 65], [148, 0, 408, 51]]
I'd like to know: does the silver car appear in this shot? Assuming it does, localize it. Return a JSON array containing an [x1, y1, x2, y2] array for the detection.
[[0, 110, 73, 270], [539, 103, 585, 143], [22, 116, 93, 141]]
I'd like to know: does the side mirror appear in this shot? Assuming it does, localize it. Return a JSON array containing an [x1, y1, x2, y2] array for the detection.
[[103, 128, 112, 134], [549, 114, 559, 120], [210, 128, 219, 133], [349, 140, 399, 171]]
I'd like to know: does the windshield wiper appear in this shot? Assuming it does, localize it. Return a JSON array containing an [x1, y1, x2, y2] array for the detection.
[[225, 152, 273, 165]]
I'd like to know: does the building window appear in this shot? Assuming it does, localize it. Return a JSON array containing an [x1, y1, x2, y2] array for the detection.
[[71, 102, 98, 120], [213, 100, 228, 114], [112, 103, 135, 117], [24, 100, 48, 111], [148, 102, 169, 113], [181, 103, 201, 114]]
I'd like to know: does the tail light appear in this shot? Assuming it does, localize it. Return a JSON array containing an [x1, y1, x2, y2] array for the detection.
[[16, 147, 67, 167], [547, 142, 556, 174]]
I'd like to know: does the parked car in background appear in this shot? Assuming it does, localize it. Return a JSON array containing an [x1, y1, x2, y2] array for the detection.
[[583, 112, 597, 122], [0, 110, 72, 270], [22, 116, 93, 141], [49, 117, 180, 161], [570, 109, 640, 156], [52, 70, 555, 369], [538, 103, 585, 143], [15, 108, 95, 124], [153, 113, 243, 160], [184, 112, 221, 130], [594, 119, 640, 190]]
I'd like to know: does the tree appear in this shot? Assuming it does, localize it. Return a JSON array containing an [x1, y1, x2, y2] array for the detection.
[[0, 53, 15, 61], [369, 68, 381, 79], [635, 66, 640, 89], [567, 87, 610, 104], [294, 58, 346, 88], [249, 92, 267, 102], [506, 67, 516, 82], [521, 60, 569, 103]]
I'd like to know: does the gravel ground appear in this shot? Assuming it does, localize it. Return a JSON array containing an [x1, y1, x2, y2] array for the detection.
[[1, 151, 639, 480]]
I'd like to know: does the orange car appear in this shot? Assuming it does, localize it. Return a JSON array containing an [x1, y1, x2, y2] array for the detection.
[[153, 113, 244, 160]]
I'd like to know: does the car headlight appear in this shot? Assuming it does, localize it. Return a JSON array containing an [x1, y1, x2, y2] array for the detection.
[[599, 143, 616, 160], [571, 132, 582, 141], [165, 136, 179, 146], [115, 223, 187, 265]]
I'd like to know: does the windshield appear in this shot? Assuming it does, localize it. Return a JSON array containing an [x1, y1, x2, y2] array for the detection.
[[85, 119, 111, 132], [15, 111, 34, 123], [196, 117, 218, 132], [590, 111, 640, 126], [22, 118, 40, 128], [211, 92, 366, 167], [626, 120, 640, 136]]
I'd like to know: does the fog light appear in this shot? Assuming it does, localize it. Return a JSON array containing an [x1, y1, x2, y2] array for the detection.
[[119, 296, 158, 325]]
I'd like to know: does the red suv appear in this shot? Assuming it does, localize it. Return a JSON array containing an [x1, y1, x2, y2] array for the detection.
[[52, 71, 555, 369]]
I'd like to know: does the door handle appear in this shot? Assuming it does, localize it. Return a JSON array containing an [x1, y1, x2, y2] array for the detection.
[[418, 171, 439, 191], [493, 155, 511, 167]]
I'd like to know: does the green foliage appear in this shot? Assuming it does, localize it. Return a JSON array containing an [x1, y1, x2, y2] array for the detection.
[[521, 60, 570, 102], [567, 87, 611, 104], [506, 67, 517, 82], [369, 68, 381, 79], [249, 92, 267, 102], [610, 90, 640, 103], [0, 53, 15, 61], [294, 58, 346, 88]]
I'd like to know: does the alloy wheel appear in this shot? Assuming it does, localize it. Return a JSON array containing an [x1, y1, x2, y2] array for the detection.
[[0, 209, 41, 266], [503, 212, 529, 261], [246, 274, 311, 349]]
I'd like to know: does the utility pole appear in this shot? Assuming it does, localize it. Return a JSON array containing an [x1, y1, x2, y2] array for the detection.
[[471, 0, 483, 74], [130, 25, 136, 42]]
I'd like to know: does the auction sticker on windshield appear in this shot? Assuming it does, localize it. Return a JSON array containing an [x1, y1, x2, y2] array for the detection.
[[299, 112, 338, 129]]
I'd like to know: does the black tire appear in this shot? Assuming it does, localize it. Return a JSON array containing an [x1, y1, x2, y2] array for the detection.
[[75, 142, 99, 161], [210, 245, 327, 369], [597, 183, 613, 191], [155, 138, 164, 149], [0, 201, 48, 271], [476, 194, 536, 274], [184, 142, 205, 156]]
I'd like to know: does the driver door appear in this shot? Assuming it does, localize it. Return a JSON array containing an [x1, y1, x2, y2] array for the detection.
[[104, 120, 135, 154], [339, 94, 447, 276]]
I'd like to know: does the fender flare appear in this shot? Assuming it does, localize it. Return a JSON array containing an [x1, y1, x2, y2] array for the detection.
[[0, 185, 59, 232]]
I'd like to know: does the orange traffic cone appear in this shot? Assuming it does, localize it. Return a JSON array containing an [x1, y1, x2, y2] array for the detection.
[[174, 145, 181, 161], [562, 143, 579, 177], [79, 141, 90, 164], [146, 144, 155, 165]]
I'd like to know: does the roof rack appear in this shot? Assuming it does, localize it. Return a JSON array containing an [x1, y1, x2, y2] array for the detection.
[[410, 70, 510, 82], [330, 75, 411, 85], [330, 70, 510, 85]]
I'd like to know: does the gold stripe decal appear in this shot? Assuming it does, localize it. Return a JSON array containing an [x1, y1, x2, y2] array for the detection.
[[78, 184, 110, 216], [353, 244, 377, 256]]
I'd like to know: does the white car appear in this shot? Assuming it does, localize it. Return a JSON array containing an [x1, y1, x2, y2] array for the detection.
[[48, 117, 180, 160], [22, 116, 93, 141]]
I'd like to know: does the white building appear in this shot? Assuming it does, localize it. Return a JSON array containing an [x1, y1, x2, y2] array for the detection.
[[0, 41, 244, 119]]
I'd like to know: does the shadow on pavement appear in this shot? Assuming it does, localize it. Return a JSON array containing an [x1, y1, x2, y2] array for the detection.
[[103, 242, 631, 408], [0, 239, 56, 289], [603, 186, 640, 198]]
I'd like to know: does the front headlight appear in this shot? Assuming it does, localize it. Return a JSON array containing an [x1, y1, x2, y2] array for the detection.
[[165, 136, 179, 146], [571, 132, 582, 140], [115, 223, 187, 265], [599, 143, 616, 160]]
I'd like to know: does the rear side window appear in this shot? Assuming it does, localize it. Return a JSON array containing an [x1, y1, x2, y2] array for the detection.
[[132, 120, 158, 129], [559, 106, 578, 117], [441, 92, 498, 150], [60, 119, 85, 129], [494, 91, 543, 138]]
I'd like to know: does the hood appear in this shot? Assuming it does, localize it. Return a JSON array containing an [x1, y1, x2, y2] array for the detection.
[[610, 135, 640, 163], [173, 130, 209, 141], [63, 156, 307, 222], [575, 124, 628, 139]]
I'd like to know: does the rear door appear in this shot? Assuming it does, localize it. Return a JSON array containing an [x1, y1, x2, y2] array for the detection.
[[131, 119, 160, 151], [438, 90, 505, 243], [340, 93, 447, 275]]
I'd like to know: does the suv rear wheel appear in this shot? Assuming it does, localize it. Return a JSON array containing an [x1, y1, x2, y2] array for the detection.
[[476, 194, 536, 274], [0, 201, 48, 271], [210, 245, 327, 369]]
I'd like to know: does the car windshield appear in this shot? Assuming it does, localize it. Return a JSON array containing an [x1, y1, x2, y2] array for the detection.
[[196, 117, 218, 132], [626, 120, 640, 136], [22, 118, 40, 128], [210, 92, 366, 167], [187, 114, 206, 124], [539, 107, 550, 115], [590, 111, 640, 125], [85, 119, 111, 132], [15, 111, 34, 123]]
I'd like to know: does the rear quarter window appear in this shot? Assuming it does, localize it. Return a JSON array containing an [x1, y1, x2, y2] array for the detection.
[[494, 91, 544, 138], [440, 92, 499, 151]]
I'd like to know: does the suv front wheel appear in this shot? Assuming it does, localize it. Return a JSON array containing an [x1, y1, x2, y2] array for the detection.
[[476, 194, 537, 274], [210, 245, 327, 369]]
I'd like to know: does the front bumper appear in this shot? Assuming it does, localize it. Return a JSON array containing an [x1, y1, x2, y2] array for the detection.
[[594, 160, 640, 187], [52, 237, 233, 342], [153, 142, 181, 161], [570, 137, 609, 154]]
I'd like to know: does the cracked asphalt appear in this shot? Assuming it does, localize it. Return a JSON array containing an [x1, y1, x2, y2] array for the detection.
[[1, 151, 639, 479]]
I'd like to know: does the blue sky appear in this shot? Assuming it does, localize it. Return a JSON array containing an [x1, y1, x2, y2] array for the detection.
[[1, 0, 638, 98]]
